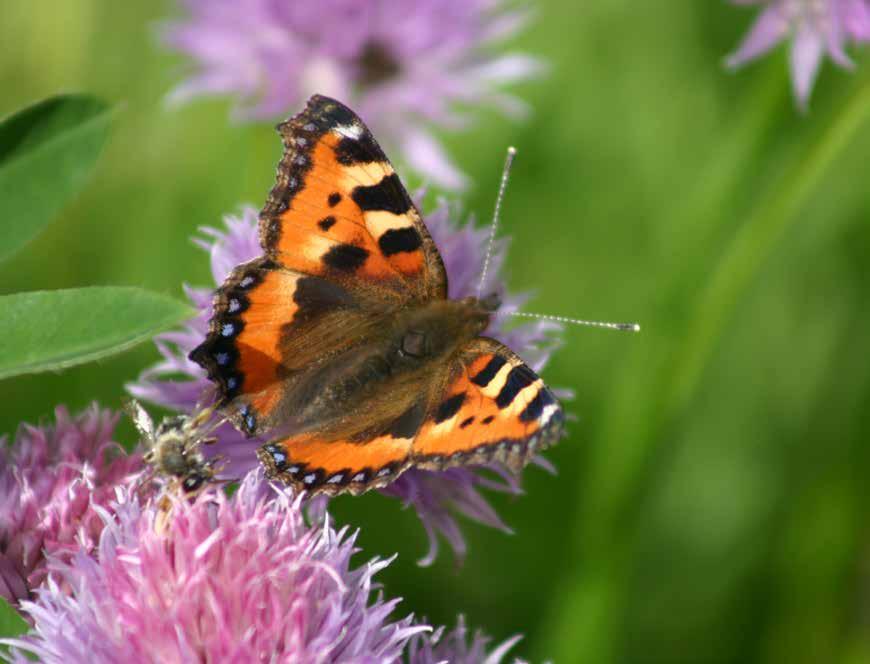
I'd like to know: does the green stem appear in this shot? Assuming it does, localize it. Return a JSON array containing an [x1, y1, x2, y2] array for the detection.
[[667, 79, 870, 416], [543, 75, 870, 663]]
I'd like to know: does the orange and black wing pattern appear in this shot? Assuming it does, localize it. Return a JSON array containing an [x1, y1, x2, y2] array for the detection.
[[189, 257, 369, 435], [257, 337, 564, 496], [190, 95, 447, 435], [411, 337, 564, 474], [260, 94, 447, 301]]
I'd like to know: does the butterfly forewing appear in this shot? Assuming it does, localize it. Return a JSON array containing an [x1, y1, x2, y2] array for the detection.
[[260, 95, 447, 300], [191, 96, 450, 436]]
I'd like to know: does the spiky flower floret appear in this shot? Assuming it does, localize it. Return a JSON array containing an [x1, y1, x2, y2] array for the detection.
[[406, 615, 527, 664], [0, 406, 142, 605], [3, 473, 427, 663], [727, 0, 870, 108], [128, 200, 562, 564], [161, 0, 544, 189]]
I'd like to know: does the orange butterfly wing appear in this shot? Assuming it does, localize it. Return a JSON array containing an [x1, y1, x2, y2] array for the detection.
[[258, 338, 564, 495], [191, 96, 447, 434], [411, 338, 564, 473], [260, 95, 446, 301]]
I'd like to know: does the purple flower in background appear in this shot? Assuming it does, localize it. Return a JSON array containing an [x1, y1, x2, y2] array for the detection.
[[0, 406, 141, 605], [3, 473, 427, 663], [162, 0, 544, 189], [128, 199, 562, 565], [726, 0, 870, 108], [407, 616, 526, 664]]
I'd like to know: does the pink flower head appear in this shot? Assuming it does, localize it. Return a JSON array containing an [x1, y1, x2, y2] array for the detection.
[[3, 472, 428, 663], [161, 0, 545, 189], [127, 199, 562, 566], [0, 406, 142, 605], [726, 0, 870, 109]]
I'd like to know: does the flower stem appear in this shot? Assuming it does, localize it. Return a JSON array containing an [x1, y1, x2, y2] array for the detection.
[[543, 73, 870, 664]]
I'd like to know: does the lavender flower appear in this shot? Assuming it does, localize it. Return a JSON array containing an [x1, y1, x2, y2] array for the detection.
[[407, 616, 526, 664], [128, 199, 562, 565], [3, 473, 427, 663], [726, 0, 870, 108], [161, 0, 544, 189], [0, 406, 141, 605]]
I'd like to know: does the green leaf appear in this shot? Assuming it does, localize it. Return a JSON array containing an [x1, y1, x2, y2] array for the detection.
[[0, 595, 27, 641], [0, 287, 194, 380], [0, 94, 112, 264]]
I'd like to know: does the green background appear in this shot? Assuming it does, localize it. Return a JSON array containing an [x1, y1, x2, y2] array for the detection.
[[2, 2, 870, 662]]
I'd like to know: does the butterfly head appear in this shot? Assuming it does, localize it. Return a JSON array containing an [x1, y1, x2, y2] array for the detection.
[[458, 292, 501, 329], [477, 292, 501, 313]]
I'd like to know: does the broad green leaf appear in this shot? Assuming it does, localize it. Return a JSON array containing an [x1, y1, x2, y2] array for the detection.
[[0, 94, 112, 263], [0, 287, 194, 380]]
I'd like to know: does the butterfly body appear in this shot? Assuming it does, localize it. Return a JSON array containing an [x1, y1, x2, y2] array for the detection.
[[191, 95, 564, 496]]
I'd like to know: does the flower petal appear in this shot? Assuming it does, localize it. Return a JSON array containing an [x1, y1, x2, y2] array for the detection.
[[726, 4, 790, 68], [399, 125, 469, 191], [790, 22, 826, 109]]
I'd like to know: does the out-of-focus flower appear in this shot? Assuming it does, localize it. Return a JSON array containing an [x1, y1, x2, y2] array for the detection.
[[161, 0, 545, 189], [0, 406, 141, 605], [726, 0, 870, 108], [3, 473, 427, 663], [128, 199, 562, 565], [407, 615, 526, 664]]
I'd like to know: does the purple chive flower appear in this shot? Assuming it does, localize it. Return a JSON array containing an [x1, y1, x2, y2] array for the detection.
[[161, 0, 544, 189], [407, 616, 526, 664], [128, 199, 562, 565], [0, 406, 142, 605], [726, 0, 870, 108], [3, 472, 428, 663]]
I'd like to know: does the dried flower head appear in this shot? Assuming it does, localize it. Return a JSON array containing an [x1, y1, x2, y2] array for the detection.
[[726, 0, 870, 108], [3, 473, 427, 663], [0, 406, 141, 605], [161, 0, 545, 189], [128, 199, 562, 564]]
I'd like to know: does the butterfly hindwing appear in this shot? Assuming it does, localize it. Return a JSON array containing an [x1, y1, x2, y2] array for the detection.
[[258, 433, 415, 496], [411, 337, 564, 473], [260, 94, 447, 301], [256, 337, 563, 495]]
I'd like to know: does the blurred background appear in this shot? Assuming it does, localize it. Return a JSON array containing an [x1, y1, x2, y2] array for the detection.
[[2, 2, 870, 662]]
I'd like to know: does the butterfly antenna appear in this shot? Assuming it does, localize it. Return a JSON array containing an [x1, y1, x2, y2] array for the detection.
[[507, 310, 641, 332], [477, 146, 517, 299]]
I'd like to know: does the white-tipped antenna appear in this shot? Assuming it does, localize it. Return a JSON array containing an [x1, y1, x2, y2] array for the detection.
[[477, 146, 517, 298], [507, 310, 641, 332]]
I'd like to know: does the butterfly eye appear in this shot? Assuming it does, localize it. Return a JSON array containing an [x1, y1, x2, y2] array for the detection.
[[401, 331, 428, 358]]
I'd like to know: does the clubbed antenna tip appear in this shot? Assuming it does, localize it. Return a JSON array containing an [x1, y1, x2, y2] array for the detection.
[[507, 311, 641, 333]]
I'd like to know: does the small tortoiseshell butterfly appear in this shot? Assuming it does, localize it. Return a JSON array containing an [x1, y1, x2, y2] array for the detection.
[[190, 95, 564, 496]]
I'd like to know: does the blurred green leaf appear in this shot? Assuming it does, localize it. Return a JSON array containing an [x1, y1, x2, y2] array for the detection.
[[0, 287, 194, 380], [0, 94, 111, 264], [0, 595, 27, 641]]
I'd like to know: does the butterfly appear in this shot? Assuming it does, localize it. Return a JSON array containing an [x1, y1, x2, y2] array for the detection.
[[189, 95, 564, 496], [125, 399, 221, 495]]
